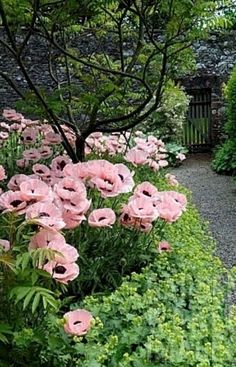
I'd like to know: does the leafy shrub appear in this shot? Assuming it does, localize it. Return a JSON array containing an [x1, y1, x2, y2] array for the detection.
[[212, 140, 236, 174], [212, 66, 236, 177], [142, 81, 190, 142]]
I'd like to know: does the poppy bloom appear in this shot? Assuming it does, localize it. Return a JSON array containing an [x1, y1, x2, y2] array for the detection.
[[63, 309, 93, 336], [25, 202, 65, 230], [38, 146, 52, 159], [51, 156, 71, 178], [166, 191, 187, 211], [158, 160, 169, 168], [133, 181, 158, 200], [88, 160, 122, 198], [33, 164, 51, 179], [62, 210, 86, 229], [22, 127, 39, 144], [154, 196, 182, 223], [158, 241, 172, 253], [55, 177, 87, 201], [176, 153, 186, 161], [0, 239, 11, 251], [7, 174, 29, 191], [3, 109, 23, 122], [0, 165, 6, 181], [147, 159, 160, 172], [44, 131, 62, 145], [88, 208, 116, 228], [0, 131, 9, 140], [16, 159, 30, 169], [125, 148, 149, 166], [63, 162, 90, 181], [165, 174, 179, 187], [19, 179, 53, 202], [43, 261, 79, 284], [47, 240, 79, 264], [23, 148, 41, 162], [114, 164, 135, 193], [0, 122, 10, 131], [0, 191, 27, 213], [29, 228, 66, 249], [126, 197, 159, 221]]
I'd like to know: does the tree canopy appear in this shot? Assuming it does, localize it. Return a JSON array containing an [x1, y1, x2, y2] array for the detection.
[[0, 0, 232, 160]]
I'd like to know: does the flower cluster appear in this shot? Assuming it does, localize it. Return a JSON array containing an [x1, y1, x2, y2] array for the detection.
[[0, 109, 186, 171]]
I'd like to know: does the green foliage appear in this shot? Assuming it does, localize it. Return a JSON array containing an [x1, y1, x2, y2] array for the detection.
[[212, 140, 236, 174], [142, 82, 190, 142], [212, 65, 236, 177]]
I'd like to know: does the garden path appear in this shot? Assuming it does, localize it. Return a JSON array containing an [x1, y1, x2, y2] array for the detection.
[[172, 153, 236, 268]]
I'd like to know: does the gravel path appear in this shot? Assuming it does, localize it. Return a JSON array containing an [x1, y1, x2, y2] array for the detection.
[[172, 153, 236, 268]]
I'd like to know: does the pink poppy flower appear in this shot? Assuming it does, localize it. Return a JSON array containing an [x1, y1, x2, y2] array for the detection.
[[33, 164, 51, 178], [3, 109, 23, 122], [133, 181, 158, 200], [43, 261, 79, 284], [0, 122, 10, 131], [7, 174, 29, 191], [22, 127, 39, 144], [0, 239, 11, 251], [63, 162, 90, 181], [25, 202, 65, 230], [154, 196, 182, 223], [114, 164, 135, 193], [0, 165, 6, 181], [158, 241, 172, 253], [166, 191, 187, 211], [47, 240, 79, 264], [0, 131, 9, 140], [23, 148, 41, 162], [126, 197, 159, 221], [61, 197, 91, 216], [10, 123, 23, 132], [147, 159, 159, 172], [16, 159, 30, 169], [176, 153, 186, 161], [61, 208, 86, 229], [55, 177, 86, 201], [44, 131, 62, 145], [165, 174, 179, 187], [88, 160, 122, 198], [51, 156, 71, 178], [29, 229, 66, 249], [120, 209, 153, 232], [19, 179, 52, 202], [38, 146, 52, 159], [158, 160, 169, 168], [23, 118, 40, 127], [88, 208, 116, 228], [125, 148, 149, 166], [63, 309, 93, 336], [0, 190, 27, 213]]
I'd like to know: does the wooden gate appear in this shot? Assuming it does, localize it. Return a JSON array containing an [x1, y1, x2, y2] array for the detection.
[[183, 88, 212, 151]]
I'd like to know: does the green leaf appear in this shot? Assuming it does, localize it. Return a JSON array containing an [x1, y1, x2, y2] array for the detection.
[[31, 292, 41, 314]]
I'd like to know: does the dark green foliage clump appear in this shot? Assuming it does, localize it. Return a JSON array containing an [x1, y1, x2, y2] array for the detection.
[[212, 66, 236, 177]]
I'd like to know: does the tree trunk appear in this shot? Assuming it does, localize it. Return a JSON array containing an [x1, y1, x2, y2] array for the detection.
[[75, 135, 86, 162]]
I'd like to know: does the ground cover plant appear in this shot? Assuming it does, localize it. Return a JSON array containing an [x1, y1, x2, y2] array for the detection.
[[0, 109, 235, 366]]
